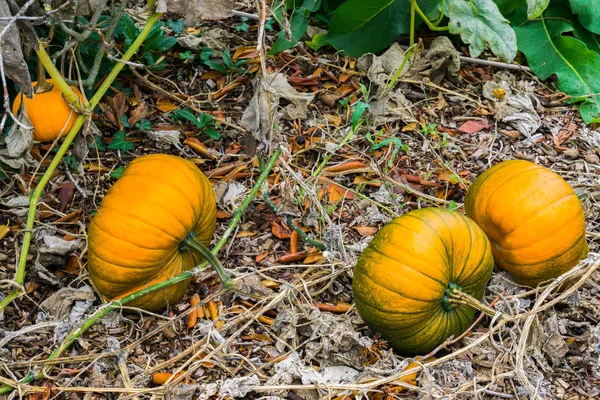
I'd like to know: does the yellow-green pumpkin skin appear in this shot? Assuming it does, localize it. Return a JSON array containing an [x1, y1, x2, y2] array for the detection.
[[464, 160, 588, 287], [87, 154, 216, 311], [352, 208, 494, 355]]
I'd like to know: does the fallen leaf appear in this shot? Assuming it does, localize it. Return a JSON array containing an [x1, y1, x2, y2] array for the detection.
[[58, 182, 74, 212], [237, 230, 256, 238], [156, 97, 178, 112], [323, 160, 367, 173], [304, 252, 325, 264], [324, 114, 342, 126], [0, 222, 10, 240], [457, 120, 490, 134], [271, 221, 292, 239], [353, 226, 378, 236]]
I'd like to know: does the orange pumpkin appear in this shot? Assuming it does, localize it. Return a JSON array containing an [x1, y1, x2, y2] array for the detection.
[[87, 154, 229, 311], [12, 79, 83, 142], [352, 208, 494, 355], [465, 160, 588, 287]]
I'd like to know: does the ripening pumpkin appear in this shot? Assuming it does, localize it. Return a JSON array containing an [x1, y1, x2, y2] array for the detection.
[[87, 154, 230, 311], [465, 159, 588, 287], [12, 79, 83, 142], [352, 208, 494, 355]]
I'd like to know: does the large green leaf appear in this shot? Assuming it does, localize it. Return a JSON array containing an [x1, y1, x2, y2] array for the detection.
[[307, 0, 440, 57], [526, 0, 550, 18], [308, 0, 409, 56], [447, 0, 517, 62], [511, 5, 600, 123], [269, 0, 322, 55], [569, 0, 600, 35]]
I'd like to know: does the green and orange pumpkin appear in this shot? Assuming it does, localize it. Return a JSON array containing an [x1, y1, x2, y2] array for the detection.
[[352, 208, 494, 354], [87, 154, 229, 311], [465, 160, 588, 287]]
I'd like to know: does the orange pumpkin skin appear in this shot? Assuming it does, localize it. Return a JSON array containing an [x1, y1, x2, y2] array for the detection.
[[352, 208, 494, 355], [465, 160, 588, 287], [87, 154, 216, 311], [12, 80, 83, 142]]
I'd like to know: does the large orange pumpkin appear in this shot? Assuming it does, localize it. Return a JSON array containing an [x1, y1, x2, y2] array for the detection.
[[87, 154, 228, 311], [12, 79, 83, 142], [352, 208, 494, 355], [465, 160, 588, 287]]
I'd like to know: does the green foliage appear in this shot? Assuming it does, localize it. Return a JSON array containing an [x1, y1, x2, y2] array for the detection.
[[309, 0, 412, 56], [166, 19, 186, 34], [115, 14, 177, 68], [511, 1, 600, 123], [110, 166, 125, 179], [108, 131, 134, 152], [203, 51, 248, 74], [135, 119, 152, 131], [0, 162, 7, 181], [268, 0, 600, 124], [235, 17, 250, 32], [569, 0, 600, 35], [91, 136, 106, 151], [447, 0, 517, 62], [170, 109, 221, 140]]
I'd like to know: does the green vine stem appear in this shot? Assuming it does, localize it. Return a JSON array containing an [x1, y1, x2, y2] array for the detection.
[[414, 2, 449, 32], [0, 147, 282, 395], [35, 38, 86, 112], [181, 235, 233, 288], [0, 11, 164, 314], [446, 288, 499, 319]]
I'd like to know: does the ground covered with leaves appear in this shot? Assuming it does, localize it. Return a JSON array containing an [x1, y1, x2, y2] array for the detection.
[[1, 4, 600, 400]]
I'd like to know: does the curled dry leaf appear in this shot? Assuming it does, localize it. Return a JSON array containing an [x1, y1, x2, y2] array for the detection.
[[0, 0, 33, 97], [353, 226, 378, 237]]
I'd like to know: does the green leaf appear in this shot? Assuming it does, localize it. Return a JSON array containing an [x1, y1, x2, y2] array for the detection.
[[135, 118, 152, 131], [90, 136, 106, 151], [491, 0, 522, 15], [511, 4, 600, 123], [569, 0, 600, 35], [120, 115, 130, 128], [269, 7, 311, 54], [197, 112, 213, 129], [166, 19, 185, 34], [203, 60, 228, 73], [0, 163, 8, 181], [115, 14, 138, 46], [171, 108, 202, 127], [572, 17, 600, 53], [180, 50, 195, 60], [64, 154, 78, 170], [110, 166, 125, 179], [351, 101, 369, 131], [307, 0, 411, 57], [203, 127, 221, 140], [447, 0, 517, 62], [526, 0, 550, 18], [108, 131, 134, 152]]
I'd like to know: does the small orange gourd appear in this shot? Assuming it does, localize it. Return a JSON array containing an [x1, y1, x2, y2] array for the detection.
[[12, 79, 83, 142], [87, 154, 230, 311], [352, 208, 494, 355], [465, 159, 588, 287]]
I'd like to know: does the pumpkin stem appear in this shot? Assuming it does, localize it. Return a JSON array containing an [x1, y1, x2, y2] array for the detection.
[[182, 236, 233, 289], [34, 44, 53, 94], [447, 288, 498, 319]]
